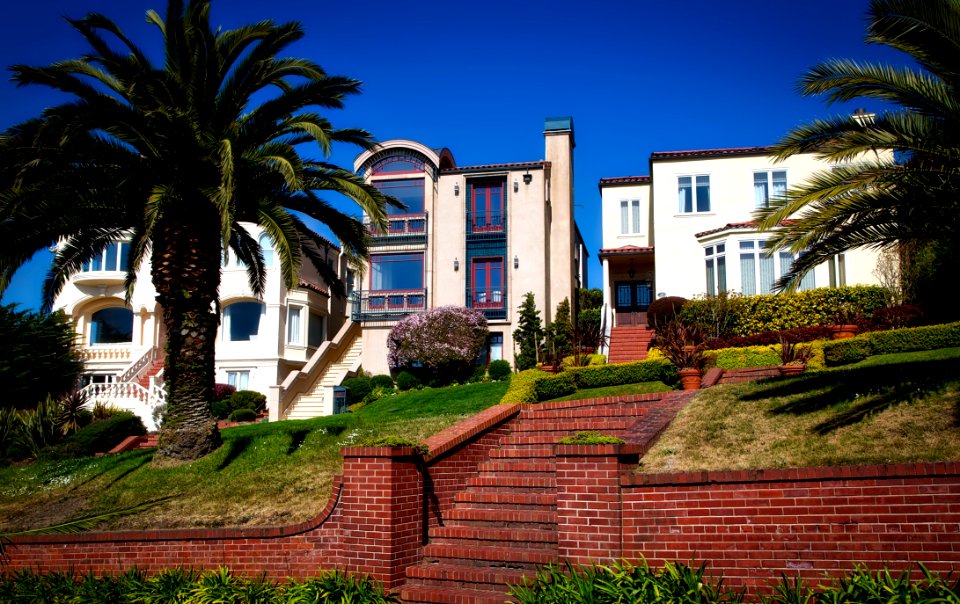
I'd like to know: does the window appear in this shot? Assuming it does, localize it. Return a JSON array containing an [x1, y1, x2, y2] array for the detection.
[[223, 302, 264, 341], [739, 240, 814, 295], [471, 179, 504, 232], [477, 333, 504, 365], [227, 371, 249, 390], [828, 254, 847, 287], [619, 199, 641, 234], [678, 175, 710, 213], [83, 242, 130, 272], [346, 269, 356, 296], [371, 156, 424, 175], [90, 307, 133, 344], [259, 234, 273, 267], [374, 178, 425, 215], [287, 306, 302, 345], [704, 244, 727, 296], [308, 312, 324, 348], [370, 253, 424, 291], [472, 258, 504, 308], [754, 170, 787, 208]]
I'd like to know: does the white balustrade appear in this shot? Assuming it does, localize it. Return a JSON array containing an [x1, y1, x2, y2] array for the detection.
[[79, 346, 133, 362]]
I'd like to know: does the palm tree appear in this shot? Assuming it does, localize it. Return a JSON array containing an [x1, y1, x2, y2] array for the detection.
[[0, 0, 395, 462], [755, 0, 960, 318]]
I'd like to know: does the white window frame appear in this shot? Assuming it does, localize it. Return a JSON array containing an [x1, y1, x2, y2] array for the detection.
[[738, 239, 814, 295], [704, 244, 727, 296], [226, 370, 250, 391], [287, 305, 303, 346], [619, 199, 641, 234], [678, 175, 711, 214], [754, 170, 787, 209]]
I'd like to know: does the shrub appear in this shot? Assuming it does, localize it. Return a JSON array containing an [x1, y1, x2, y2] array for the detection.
[[533, 373, 577, 401], [343, 376, 372, 405], [514, 293, 545, 370], [545, 297, 574, 359], [212, 383, 236, 402], [488, 360, 512, 381], [60, 412, 146, 457], [707, 346, 782, 369], [395, 371, 421, 391], [568, 359, 673, 390], [706, 325, 833, 350], [647, 296, 688, 330], [823, 321, 960, 366], [500, 369, 541, 404], [682, 291, 743, 339], [655, 319, 707, 370], [869, 304, 924, 330], [468, 364, 487, 383], [225, 390, 266, 413], [388, 306, 489, 382], [561, 353, 606, 367], [210, 400, 231, 420], [227, 408, 257, 423], [369, 374, 394, 390], [357, 435, 428, 454]]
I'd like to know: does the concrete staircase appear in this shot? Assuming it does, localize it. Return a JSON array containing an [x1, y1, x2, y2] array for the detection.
[[607, 325, 655, 363], [136, 360, 164, 389], [282, 332, 363, 420], [400, 396, 674, 603]]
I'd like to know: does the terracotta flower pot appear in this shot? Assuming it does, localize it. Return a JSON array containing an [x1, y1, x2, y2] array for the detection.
[[678, 368, 702, 390], [829, 324, 859, 340]]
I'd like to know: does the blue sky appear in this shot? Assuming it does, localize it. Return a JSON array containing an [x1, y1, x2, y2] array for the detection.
[[1, 0, 909, 310]]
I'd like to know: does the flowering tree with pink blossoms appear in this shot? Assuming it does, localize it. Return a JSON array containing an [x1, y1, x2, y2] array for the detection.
[[388, 306, 489, 383]]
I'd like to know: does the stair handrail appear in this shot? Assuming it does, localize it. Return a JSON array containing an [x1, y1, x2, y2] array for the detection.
[[79, 380, 166, 410], [600, 302, 611, 356], [117, 346, 160, 384], [277, 319, 360, 418]]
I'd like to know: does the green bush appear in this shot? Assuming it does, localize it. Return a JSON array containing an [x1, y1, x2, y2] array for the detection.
[[562, 353, 606, 367], [227, 408, 258, 423], [343, 375, 372, 404], [766, 564, 959, 603], [500, 369, 541, 404], [824, 321, 960, 366], [707, 346, 782, 369], [469, 364, 487, 383], [647, 296, 688, 330], [369, 374, 395, 390], [59, 412, 146, 457], [225, 390, 266, 413], [395, 371, 421, 391], [534, 373, 577, 401], [488, 360, 512, 381], [210, 400, 231, 420], [568, 359, 674, 389]]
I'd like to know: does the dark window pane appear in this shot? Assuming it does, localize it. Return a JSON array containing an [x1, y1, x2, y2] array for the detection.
[[226, 302, 263, 341], [374, 178, 424, 214], [90, 308, 133, 344]]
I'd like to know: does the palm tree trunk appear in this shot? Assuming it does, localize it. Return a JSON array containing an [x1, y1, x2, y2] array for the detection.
[[152, 215, 222, 463]]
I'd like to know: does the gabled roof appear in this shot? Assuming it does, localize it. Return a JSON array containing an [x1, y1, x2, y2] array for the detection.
[[598, 245, 654, 258], [651, 146, 774, 161]]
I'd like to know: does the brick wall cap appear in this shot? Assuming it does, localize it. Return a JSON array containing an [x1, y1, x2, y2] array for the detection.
[[341, 445, 423, 458], [424, 403, 521, 462], [556, 443, 644, 457]]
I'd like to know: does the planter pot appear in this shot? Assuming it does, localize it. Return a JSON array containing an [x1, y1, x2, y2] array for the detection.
[[829, 324, 859, 340], [678, 368, 702, 390], [779, 364, 805, 376]]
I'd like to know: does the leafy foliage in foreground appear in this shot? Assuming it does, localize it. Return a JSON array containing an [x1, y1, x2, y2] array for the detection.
[[0, 567, 399, 603]]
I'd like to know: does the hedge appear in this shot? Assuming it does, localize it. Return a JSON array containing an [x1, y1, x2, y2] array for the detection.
[[705, 341, 826, 370], [500, 359, 674, 404], [824, 321, 960, 366]]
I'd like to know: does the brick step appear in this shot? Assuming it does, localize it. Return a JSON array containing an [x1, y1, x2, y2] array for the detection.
[[510, 418, 636, 433], [428, 526, 557, 548], [405, 563, 532, 593], [519, 404, 653, 421], [453, 491, 556, 509], [489, 446, 556, 458], [400, 583, 515, 604], [476, 460, 555, 474], [422, 544, 557, 570], [466, 475, 555, 489], [443, 508, 557, 529], [497, 435, 571, 446], [529, 395, 665, 412]]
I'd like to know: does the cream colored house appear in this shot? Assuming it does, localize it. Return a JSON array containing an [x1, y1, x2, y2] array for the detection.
[[53, 224, 347, 428], [350, 117, 586, 375], [599, 145, 884, 331]]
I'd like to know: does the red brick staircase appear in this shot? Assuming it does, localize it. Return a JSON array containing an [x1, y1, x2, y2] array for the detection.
[[137, 359, 165, 389], [400, 394, 687, 603], [607, 325, 656, 363]]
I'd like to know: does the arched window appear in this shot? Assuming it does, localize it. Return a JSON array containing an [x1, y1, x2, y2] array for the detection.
[[223, 301, 264, 341], [259, 233, 273, 267], [90, 307, 133, 344]]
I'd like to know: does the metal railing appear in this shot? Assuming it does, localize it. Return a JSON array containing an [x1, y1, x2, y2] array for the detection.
[[465, 212, 506, 237], [466, 287, 508, 320], [364, 213, 428, 243], [351, 289, 427, 321]]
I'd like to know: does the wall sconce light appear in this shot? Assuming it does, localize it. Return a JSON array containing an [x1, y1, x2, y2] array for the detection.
[[454, 183, 460, 196], [513, 179, 519, 193], [453, 257, 460, 271], [627, 267, 636, 279], [513, 255, 519, 269], [523, 172, 532, 185]]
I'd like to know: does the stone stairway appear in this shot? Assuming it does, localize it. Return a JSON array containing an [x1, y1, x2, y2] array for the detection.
[[283, 333, 363, 420], [136, 360, 164, 389], [400, 395, 672, 603], [607, 325, 655, 363]]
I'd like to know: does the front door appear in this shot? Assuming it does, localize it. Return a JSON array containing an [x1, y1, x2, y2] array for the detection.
[[614, 281, 652, 326]]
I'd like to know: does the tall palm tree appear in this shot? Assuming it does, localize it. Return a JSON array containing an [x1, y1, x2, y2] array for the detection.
[[755, 0, 960, 317], [0, 0, 395, 462]]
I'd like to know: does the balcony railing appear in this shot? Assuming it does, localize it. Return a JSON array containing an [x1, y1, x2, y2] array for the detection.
[[466, 212, 506, 239], [351, 289, 427, 321], [365, 213, 428, 245], [466, 287, 508, 320]]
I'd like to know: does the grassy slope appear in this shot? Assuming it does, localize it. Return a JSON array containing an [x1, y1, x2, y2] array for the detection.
[[0, 381, 507, 532], [641, 347, 960, 473]]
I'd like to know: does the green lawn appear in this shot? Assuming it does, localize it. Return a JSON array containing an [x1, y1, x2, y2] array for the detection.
[[641, 347, 960, 473], [0, 381, 507, 532]]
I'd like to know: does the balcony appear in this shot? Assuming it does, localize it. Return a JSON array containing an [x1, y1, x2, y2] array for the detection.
[[466, 212, 506, 240], [466, 287, 508, 321], [351, 289, 427, 321], [365, 213, 428, 246], [72, 270, 126, 286]]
